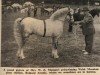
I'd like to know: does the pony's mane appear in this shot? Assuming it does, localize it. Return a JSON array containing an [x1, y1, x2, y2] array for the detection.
[[50, 7, 69, 20]]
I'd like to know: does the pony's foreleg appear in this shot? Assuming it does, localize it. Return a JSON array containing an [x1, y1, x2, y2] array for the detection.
[[52, 36, 59, 59]]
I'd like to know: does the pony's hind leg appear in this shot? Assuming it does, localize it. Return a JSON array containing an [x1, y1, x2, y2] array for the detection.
[[15, 35, 25, 59], [52, 36, 59, 59], [14, 18, 27, 59]]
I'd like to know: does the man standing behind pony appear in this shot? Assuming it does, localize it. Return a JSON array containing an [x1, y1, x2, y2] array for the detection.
[[75, 7, 95, 55]]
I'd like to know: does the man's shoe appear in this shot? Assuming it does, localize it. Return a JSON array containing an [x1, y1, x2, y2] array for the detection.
[[83, 51, 89, 55], [82, 50, 86, 52]]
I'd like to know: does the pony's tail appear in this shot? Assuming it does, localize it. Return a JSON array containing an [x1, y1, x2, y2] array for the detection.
[[14, 18, 24, 47]]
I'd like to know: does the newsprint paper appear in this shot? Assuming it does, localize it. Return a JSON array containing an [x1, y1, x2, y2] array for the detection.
[[1, 0, 100, 75]]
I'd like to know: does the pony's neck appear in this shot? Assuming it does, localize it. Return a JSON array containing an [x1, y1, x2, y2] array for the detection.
[[50, 8, 69, 21]]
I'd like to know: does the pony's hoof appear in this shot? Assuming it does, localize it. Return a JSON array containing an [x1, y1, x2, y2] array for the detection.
[[54, 55, 59, 59], [21, 56, 25, 59], [18, 56, 25, 59], [16, 54, 25, 59], [52, 54, 59, 59]]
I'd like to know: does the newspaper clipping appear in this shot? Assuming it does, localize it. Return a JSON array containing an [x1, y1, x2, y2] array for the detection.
[[1, 0, 100, 75]]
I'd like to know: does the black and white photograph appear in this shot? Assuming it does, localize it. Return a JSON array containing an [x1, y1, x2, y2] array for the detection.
[[1, 0, 100, 68]]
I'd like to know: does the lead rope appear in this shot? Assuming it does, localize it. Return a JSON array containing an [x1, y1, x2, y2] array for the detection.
[[68, 7, 79, 47], [72, 24, 79, 48]]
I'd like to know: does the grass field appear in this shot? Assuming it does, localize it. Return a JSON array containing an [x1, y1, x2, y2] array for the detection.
[[1, 7, 100, 67]]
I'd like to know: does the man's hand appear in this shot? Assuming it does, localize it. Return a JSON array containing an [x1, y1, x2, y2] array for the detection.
[[73, 22, 78, 25]]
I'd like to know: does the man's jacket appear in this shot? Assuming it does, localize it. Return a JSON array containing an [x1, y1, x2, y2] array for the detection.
[[79, 13, 95, 35]]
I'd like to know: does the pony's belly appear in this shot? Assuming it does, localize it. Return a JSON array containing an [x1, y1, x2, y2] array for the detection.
[[22, 17, 44, 36], [35, 28, 45, 36]]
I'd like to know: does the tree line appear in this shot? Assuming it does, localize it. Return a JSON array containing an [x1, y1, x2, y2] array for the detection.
[[2, 0, 100, 5]]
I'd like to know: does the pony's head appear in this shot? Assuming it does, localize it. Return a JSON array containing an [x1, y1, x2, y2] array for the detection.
[[67, 8, 74, 23], [50, 7, 74, 23]]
